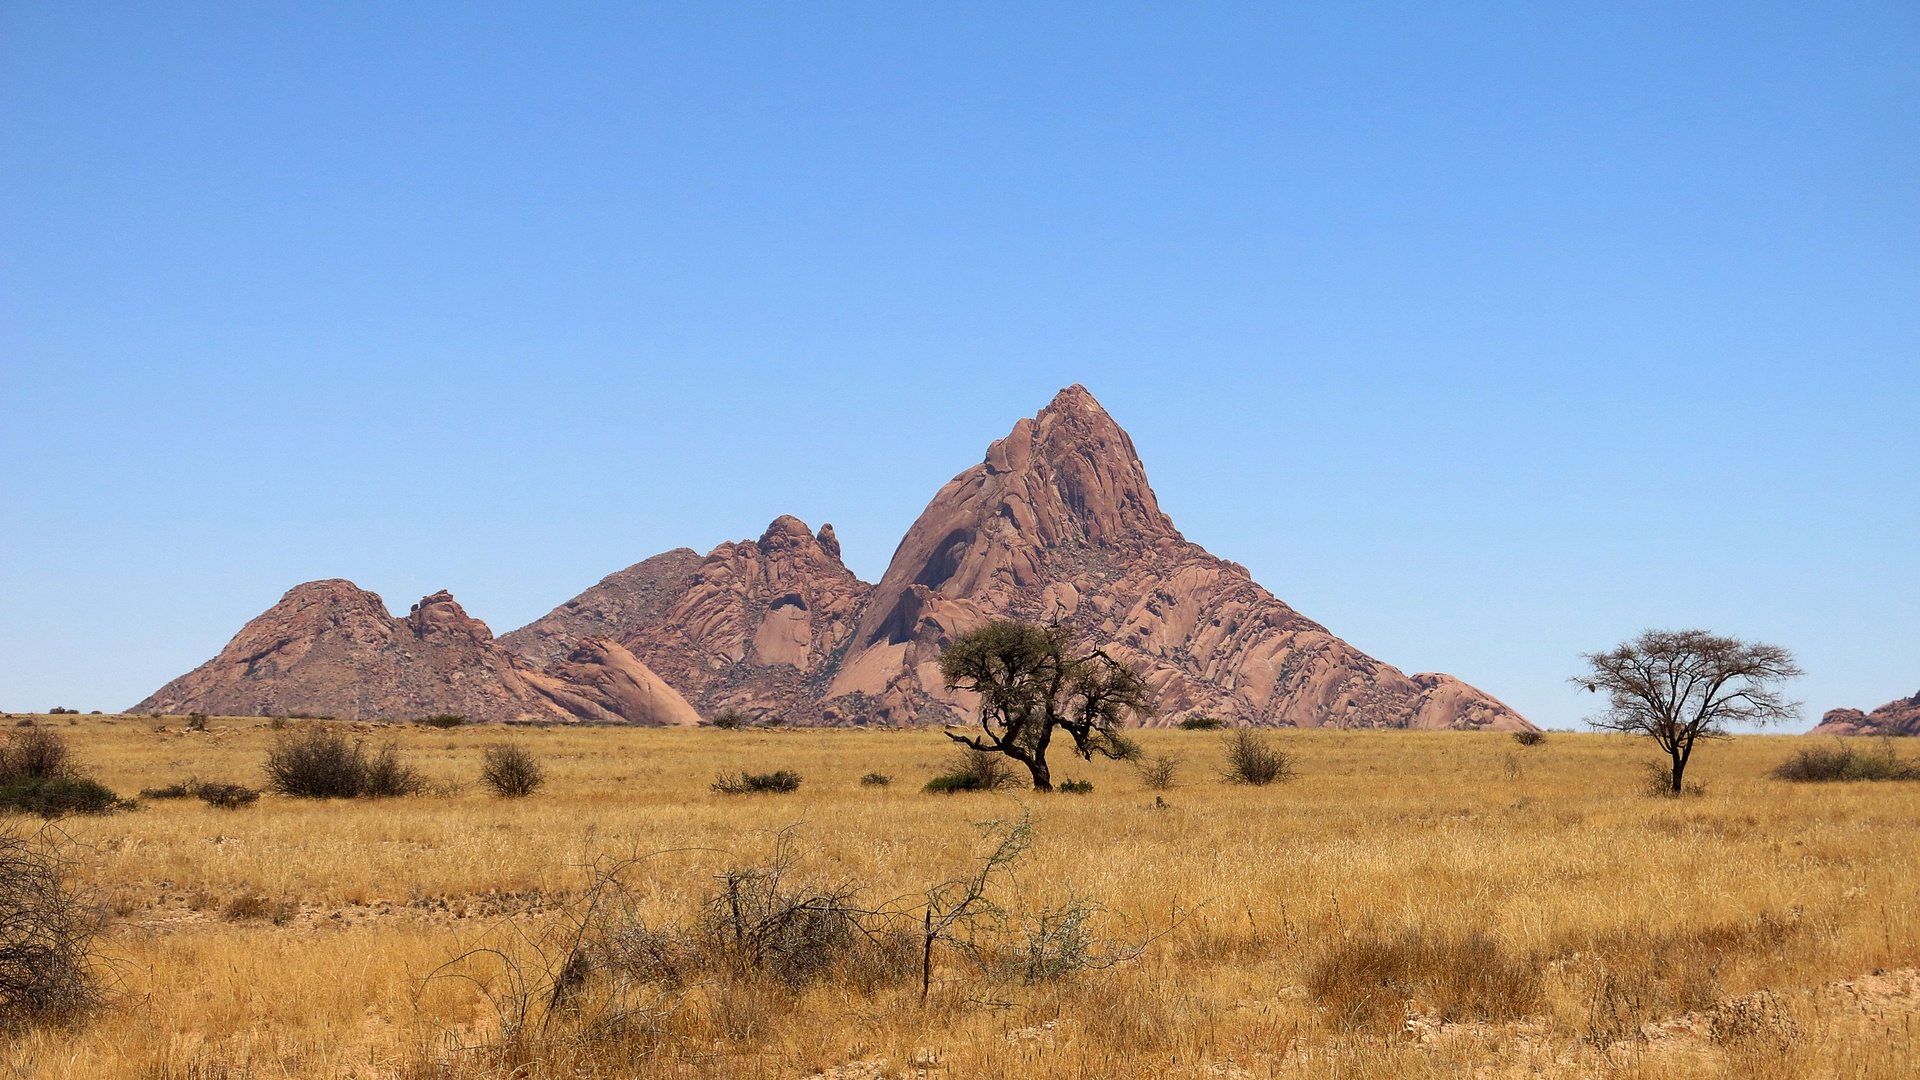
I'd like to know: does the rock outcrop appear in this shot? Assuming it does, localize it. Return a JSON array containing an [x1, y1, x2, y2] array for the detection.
[[1809, 691, 1920, 737], [823, 385, 1532, 730], [497, 548, 704, 667], [133, 580, 698, 725], [505, 516, 872, 723]]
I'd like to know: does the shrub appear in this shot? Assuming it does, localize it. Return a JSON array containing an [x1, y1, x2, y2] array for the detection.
[[195, 782, 261, 809], [859, 772, 892, 787], [185, 713, 209, 732], [1058, 778, 1094, 794], [1178, 714, 1224, 730], [222, 893, 295, 924], [1773, 740, 1920, 783], [138, 782, 195, 801], [1640, 760, 1707, 798], [0, 778, 122, 819], [46, 708, 75, 716], [0, 829, 102, 1032], [1137, 755, 1179, 790], [267, 717, 288, 731], [710, 710, 747, 730], [0, 729, 71, 784], [263, 728, 425, 799], [416, 714, 466, 729], [1222, 729, 1294, 786], [1511, 730, 1546, 747], [924, 747, 1018, 793], [712, 770, 801, 795], [480, 744, 545, 798]]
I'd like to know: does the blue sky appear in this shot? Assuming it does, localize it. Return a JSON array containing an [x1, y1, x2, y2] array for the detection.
[[2, 2, 1915, 729]]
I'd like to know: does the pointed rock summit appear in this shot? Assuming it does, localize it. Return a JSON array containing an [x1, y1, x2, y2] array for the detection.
[[135, 580, 698, 725], [827, 386, 1530, 730], [1810, 690, 1920, 737]]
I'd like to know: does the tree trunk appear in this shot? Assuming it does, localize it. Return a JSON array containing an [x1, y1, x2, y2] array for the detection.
[[1025, 755, 1052, 792], [1670, 749, 1686, 793]]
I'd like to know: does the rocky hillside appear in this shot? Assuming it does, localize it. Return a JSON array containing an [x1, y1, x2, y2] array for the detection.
[[139, 386, 1529, 730], [134, 580, 699, 725], [1810, 691, 1920, 737], [822, 385, 1530, 730]]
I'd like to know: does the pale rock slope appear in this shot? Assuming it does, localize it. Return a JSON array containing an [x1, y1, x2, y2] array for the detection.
[[823, 385, 1532, 730], [133, 580, 698, 725]]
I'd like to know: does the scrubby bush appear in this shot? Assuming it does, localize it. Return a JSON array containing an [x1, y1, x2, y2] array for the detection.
[[416, 714, 466, 729], [1774, 740, 1920, 783], [859, 772, 892, 787], [1512, 730, 1546, 746], [138, 782, 194, 801], [480, 744, 545, 798], [195, 782, 261, 809], [1640, 760, 1707, 798], [1222, 729, 1294, 786], [0, 730, 122, 818], [924, 747, 1019, 793], [1137, 755, 1179, 790], [710, 710, 747, 730], [0, 829, 102, 1032], [711, 770, 802, 795], [1178, 714, 1224, 730], [1058, 779, 1094, 794], [263, 728, 425, 799], [184, 713, 209, 732]]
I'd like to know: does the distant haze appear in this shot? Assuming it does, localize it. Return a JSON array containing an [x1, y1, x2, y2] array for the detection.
[[1, 3, 1914, 729]]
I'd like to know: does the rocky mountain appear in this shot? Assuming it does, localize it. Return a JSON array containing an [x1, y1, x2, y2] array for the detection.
[[1809, 691, 1920, 737], [134, 580, 699, 725], [502, 516, 872, 723], [823, 385, 1531, 730], [138, 386, 1528, 731]]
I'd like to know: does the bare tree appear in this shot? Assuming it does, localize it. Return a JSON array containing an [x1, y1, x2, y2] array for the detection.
[[1575, 629, 1800, 794], [938, 620, 1152, 792]]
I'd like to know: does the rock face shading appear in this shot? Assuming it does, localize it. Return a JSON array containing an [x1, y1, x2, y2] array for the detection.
[[505, 516, 872, 723], [1810, 691, 1920, 737], [822, 385, 1531, 730], [133, 580, 698, 725], [497, 549, 704, 667]]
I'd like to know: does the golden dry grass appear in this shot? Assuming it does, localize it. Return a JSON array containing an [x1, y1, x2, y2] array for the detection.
[[7, 715, 1920, 1079]]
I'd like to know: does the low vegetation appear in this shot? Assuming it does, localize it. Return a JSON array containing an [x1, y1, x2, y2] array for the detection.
[[262, 727, 426, 798], [1774, 739, 1920, 782], [1177, 714, 1224, 730], [12, 720, 1920, 1079], [1512, 729, 1546, 746], [1221, 728, 1293, 785], [138, 778, 261, 808], [0, 828, 101, 1032], [710, 769, 802, 794], [479, 743, 545, 798], [415, 714, 466, 729], [923, 747, 1019, 793], [0, 728, 123, 817]]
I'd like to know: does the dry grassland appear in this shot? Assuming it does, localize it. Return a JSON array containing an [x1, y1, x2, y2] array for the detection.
[[8, 717, 1920, 1079]]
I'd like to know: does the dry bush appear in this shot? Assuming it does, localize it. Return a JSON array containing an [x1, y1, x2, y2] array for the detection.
[[1512, 730, 1546, 746], [221, 893, 295, 924], [1307, 926, 1543, 1033], [0, 730, 121, 818], [711, 770, 801, 795], [0, 728, 72, 783], [924, 747, 1018, 793], [194, 782, 260, 809], [0, 829, 101, 1032], [1773, 740, 1920, 782], [415, 714, 466, 729], [1178, 714, 1224, 730], [1136, 755, 1179, 790], [480, 744, 545, 798], [1640, 760, 1707, 798], [1222, 729, 1293, 785], [859, 772, 891, 787], [263, 728, 424, 799]]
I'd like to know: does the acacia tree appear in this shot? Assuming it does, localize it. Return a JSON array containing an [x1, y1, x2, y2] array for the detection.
[[1575, 629, 1801, 794], [938, 620, 1153, 792]]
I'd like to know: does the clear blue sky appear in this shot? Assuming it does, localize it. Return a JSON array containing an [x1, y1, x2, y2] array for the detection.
[[2, 2, 1915, 729]]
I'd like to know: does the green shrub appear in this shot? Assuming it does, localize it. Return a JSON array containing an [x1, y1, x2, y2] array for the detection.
[[1058, 779, 1094, 794], [859, 772, 892, 787], [138, 782, 195, 801], [712, 770, 802, 794], [416, 714, 466, 729], [1178, 714, 1224, 730], [0, 778, 123, 818], [195, 782, 260, 809]]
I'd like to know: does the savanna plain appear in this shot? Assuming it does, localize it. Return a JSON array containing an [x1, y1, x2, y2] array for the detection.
[[10, 718, 1920, 1079]]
